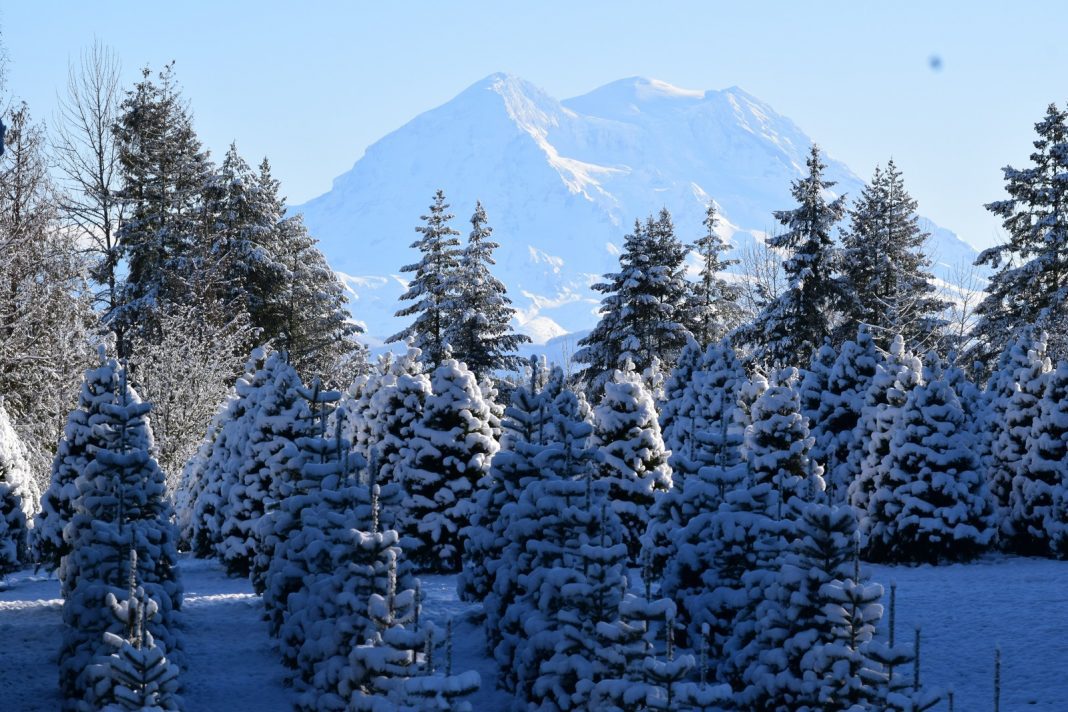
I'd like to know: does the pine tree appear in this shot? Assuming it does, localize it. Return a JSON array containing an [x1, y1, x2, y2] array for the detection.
[[972, 103, 1068, 368], [388, 190, 463, 368], [686, 202, 742, 346], [58, 356, 182, 708], [866, 353, 996, 563], [0, 399, 36, 573], [445, 201, 529, 379], [576, 209, 693, 393], [398, 358, 498, 573], [743, 146, 847, 368], [594, 363, 672, 564], [841, 161, 946, 348]]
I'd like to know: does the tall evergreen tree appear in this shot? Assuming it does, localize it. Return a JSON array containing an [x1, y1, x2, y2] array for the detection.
[[972, 103, 1068, 368], [446, 201, 529, 379], [743, 145, 847, 368], [686, 202, 743, 345], [576, 209, 692, 393], [388, 190, 463, 368], [109, 63, 214, 353], [841, 161, 946, 348]]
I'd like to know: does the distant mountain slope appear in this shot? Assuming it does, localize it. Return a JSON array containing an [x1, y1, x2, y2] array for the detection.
[[296, 74, 978, 344]]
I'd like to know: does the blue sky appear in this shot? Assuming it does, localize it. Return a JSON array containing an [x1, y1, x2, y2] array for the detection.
[[3, 1, 1066, 250]]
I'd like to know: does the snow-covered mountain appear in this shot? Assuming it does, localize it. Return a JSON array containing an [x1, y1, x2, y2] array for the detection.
[[295, 73, 978, 345]]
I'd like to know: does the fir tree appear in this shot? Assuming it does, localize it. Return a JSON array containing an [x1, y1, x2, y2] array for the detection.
[[1024, 361, 1068, 556], [35, 358, 121, 571], [972, 103, 1068, 368], [576, 209, 693, 393], [445, 201, 529, 379], [594, 363, 673, 564], [866, 354, 996, 563], [398, 358, 498, 573], [841, 160, 946, 348], [388, 190, 463, 368], [743, 145, 847, 368], [686, 202, 742, 346], [815, 328, 881, 504], [58, 356, 182, 708], [109, 63, 214, 354]]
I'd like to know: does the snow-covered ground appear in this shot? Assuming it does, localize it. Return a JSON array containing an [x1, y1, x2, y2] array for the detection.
[[869, 556, 1068, 711], [2, 555, 1064, 710]]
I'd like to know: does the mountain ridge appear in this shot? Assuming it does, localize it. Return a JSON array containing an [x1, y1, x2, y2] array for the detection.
[[295, 73, 979, 345]]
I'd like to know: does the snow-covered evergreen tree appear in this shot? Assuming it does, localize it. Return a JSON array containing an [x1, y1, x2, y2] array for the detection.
[[799, 339, 838, 430], [972, 103, 1068, 368], [398, 358, 498, 573], [188, 349, 267, 559], [58, 356, 182, 708], [221, 351, 307, 577], [686, 202, 742, 345], [983, 330, 1042, 539], [815, 328, 881, 503], [445, 201, 529, 379], [866, 353, 996, 562], [849, 335, 923, 549], [1003, 334, 1052, 553], [594, 363, 672, 564], [840, 160, 946, 348], [93, 550, 182, 711], [458, 358, 548, 602], [576, 209, 693, 393], [388, 190, 463, 368], [0, 398, 37, 573], [742, 146, 847, 368], [1026, 361, 1068, 556]]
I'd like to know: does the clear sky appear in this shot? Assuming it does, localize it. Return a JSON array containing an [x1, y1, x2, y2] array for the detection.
[[3, 1, 1066, 250]]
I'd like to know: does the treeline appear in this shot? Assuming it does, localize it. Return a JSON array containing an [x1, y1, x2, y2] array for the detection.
[[0, 45, 360, 496]]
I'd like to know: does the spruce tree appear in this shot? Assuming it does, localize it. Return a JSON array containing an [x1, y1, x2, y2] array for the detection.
[[686, 202, 742, 346], [972, 103, 1068, 368], [445, 201, 529, 379], [398, 358, 498, 572], [594, 363, 672, 564], [841, 161, 946, 348], [743, 145, 847, 368], [388, 190, 463, 368]]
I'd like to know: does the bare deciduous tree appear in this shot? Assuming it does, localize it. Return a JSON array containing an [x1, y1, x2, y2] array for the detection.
[[52, 40, 124, 312], [736, 237, 786, 323]]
